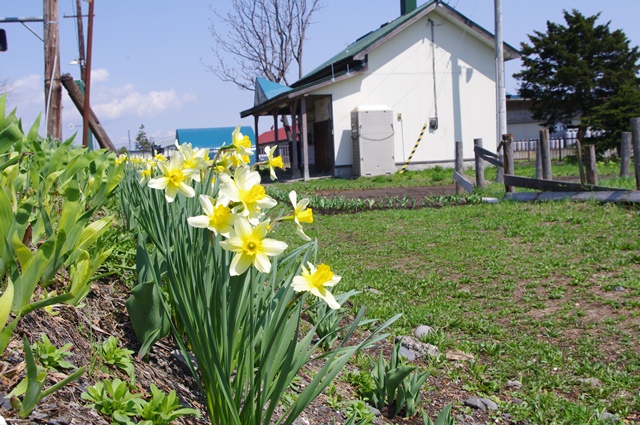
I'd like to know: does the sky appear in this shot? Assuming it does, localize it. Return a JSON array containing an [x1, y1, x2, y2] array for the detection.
[[2, 0, 639, 151]]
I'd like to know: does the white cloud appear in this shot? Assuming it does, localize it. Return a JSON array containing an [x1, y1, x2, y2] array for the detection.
[[92, 86, 197, 121], [10, 74, 43, 109], [91, 68, 109, 83]]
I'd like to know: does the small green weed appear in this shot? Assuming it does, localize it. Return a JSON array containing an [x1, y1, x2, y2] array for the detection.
[[81, 378, 144, 425], [95, 336, 136, 382], [135, 384, 200, 425], [32, 334, 75, 371]]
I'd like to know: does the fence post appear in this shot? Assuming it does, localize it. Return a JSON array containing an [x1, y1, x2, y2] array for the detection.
[[502, 134, 514, 193], [585, 144, 598, 185], [455, 140, 464, 195], [535, 139, 542, 179], [474, 138, 485, 189], [631, 118, 640, 190], [621, 131, 632, 178], [539, 128, 552, 180]]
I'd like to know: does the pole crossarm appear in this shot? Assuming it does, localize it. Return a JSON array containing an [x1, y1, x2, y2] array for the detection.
[[0, 17, 44, 23]]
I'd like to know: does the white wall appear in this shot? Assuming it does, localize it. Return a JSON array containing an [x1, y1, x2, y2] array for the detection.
[[311, 9, 499, 174]]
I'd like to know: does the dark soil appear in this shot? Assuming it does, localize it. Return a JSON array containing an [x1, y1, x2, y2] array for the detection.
[[314, 184, 458, 201]]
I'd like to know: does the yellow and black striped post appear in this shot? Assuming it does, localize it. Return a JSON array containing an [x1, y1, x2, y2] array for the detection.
[[399, 123, 427, 174]]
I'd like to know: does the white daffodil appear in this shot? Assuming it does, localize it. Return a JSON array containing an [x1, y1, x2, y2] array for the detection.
[[289, 190, 313, 241], [263, 145, 284, 180], [219, 166, 277, 224], [231, 124, 252, 156], [148, 152, 199, 202], [187, 194, 235, 237], [219, 217, 287, 276], [292, 262, 341, 309], [178, 142, 209, 180]]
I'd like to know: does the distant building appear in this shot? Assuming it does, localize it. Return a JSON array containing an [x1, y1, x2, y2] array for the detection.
[[241, 0, 519, 178], [172, 126, 256, 159]]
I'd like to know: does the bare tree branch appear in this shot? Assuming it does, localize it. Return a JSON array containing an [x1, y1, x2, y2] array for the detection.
[[205, 0, 323, 90]]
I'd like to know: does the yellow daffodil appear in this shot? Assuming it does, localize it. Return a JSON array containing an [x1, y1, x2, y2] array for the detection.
[[177, 142, 209, 177], [187, 195, 235, 237], [219, 166, 277, 224], [138, 160, 153, 186], [292, 262, 341, 309], [154, 153, 167, 162], [220, 217, 287, 276], [229, 151, 251, 168], [148, 152, 199, 202], [115, 154, 127, 165], [264, 145, 284, 180], [289, 190, 313, 241], [232, 124, 252, 156]]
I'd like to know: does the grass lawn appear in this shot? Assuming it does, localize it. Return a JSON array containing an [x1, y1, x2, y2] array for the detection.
[[270, 159, 637, 198], [279, 200, 640, 424]]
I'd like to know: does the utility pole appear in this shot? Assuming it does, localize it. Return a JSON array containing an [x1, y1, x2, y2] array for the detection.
[[44, 0, 62, 140], [82, 0, 95, 148], [494, 0, 506, 182], [75, 0, 86, 81]]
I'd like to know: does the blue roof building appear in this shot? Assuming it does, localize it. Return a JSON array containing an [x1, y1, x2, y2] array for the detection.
[[175, 126, 256, 150]]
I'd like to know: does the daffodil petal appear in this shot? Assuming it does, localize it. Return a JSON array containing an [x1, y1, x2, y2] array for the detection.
[[178, 182, 195, 198], [199, 195, 215, 216], [220, 237, 243, 252], [295, 224, 312, 241], [261, 239, 288, 256], [187, 215, 210, 229], [322, 290, 341, 310], [148, 176, 169, 190], [254, 253, 272, 274], [231, 253, 252, 276], [289, 190, 297, 207]]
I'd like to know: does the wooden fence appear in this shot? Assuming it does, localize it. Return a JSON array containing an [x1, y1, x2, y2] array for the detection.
[[453, 118, 640, 196]]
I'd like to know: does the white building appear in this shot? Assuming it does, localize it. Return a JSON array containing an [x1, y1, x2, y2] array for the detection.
[[241, 0, 519, 178]]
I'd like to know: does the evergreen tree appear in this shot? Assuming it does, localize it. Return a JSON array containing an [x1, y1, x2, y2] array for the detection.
[[515, 10, 640, 150], [135, 124, 152, 152]]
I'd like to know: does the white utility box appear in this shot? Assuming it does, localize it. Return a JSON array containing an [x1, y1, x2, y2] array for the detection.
[[350, 106, 395, 177]]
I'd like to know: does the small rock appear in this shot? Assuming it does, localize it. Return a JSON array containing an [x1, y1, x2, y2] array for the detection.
[[414, 325, 434, 338], [614, 286, 625, 292], [506, 379, 523, 390], [512, 398, 523, 405], [0, 396, 11, 410], [480, 398, 498, 411], [398, 346, 417, 361], [368, 405, 381, 416], [292, 416, 310, 425], [578, 377, 602, 387], [395, 336, 440, 360], [172, 349, 198, 370], [464, 397, 486, 412], [599, 411, 620, 423], [367, 288, 381, 295]]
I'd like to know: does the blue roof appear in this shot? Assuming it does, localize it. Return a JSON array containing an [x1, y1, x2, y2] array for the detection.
[[255, 77, 291, 106], [175, 126, 256, 150]]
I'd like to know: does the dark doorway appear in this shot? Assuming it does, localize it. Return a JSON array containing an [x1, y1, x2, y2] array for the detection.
[[313, 120, 333, 174]]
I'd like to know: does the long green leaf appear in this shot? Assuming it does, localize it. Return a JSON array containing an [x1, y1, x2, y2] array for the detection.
[[0, 279, 14, 327]]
